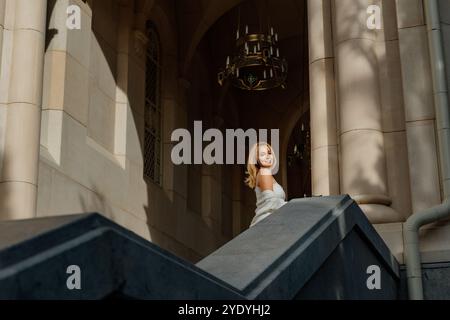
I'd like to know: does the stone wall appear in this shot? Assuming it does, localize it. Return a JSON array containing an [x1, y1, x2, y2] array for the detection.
[[37, 0, 233, 263], [441, 0, 450, 111]]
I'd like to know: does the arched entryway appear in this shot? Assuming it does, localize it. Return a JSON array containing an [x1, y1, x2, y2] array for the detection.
[[286, 110, 311, 200], [182, 0, 310, 231]]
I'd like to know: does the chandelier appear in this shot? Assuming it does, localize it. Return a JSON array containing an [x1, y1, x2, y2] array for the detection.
[[218, 22, 288, 91]]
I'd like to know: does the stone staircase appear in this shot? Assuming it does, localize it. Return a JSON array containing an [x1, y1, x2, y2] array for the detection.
[[0, 195, 410, 299]]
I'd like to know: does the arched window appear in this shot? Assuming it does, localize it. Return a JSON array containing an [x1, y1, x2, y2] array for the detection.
[[144, 21, 162, 185]]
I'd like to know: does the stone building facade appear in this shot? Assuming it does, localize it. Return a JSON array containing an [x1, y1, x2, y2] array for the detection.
[[0, 0, 449, 265]]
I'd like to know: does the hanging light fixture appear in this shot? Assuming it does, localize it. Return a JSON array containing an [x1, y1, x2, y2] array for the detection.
[[217, 3, 288, 91]]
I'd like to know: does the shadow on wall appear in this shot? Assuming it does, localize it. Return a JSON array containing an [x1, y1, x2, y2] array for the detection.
[[393, 0, 432, 118], [46, 0, 58, 51], [334, 0, 414, 223], [85, 0, 191, 260], [80, 0, 231, 263], [337, 1, 383, 215]]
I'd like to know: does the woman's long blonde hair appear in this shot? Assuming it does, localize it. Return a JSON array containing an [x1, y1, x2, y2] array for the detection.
[[244, 142, 277, 189]]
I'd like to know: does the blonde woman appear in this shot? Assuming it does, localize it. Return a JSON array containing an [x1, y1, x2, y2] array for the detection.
[[245, 142, 287, 227]]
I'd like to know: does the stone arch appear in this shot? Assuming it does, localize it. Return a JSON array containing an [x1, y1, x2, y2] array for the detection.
[[180, 0, 244, 77], [142, 3, 177, 58], [279, 96, 310, 194]]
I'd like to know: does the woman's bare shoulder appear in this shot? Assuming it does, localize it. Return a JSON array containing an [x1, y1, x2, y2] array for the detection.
[[257, 170, 274, 191]]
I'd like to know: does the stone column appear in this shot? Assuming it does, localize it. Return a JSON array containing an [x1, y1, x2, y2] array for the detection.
[[0, 0, 5, 196], [308, 0, 339, 196], [374, 0, 412, 221], [0, 0, 5, 66], [396, 0, 442, 213], [0, 0, 47, 220], [333, 0, 400, 223]]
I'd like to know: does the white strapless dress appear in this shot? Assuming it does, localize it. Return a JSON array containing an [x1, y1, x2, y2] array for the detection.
[[250, 182, 287, 227]]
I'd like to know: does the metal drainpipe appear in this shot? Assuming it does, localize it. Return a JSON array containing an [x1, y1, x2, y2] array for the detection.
[[404, 0, 450, 300]]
